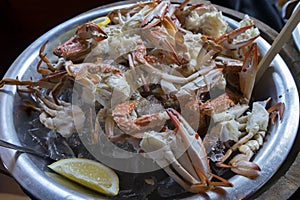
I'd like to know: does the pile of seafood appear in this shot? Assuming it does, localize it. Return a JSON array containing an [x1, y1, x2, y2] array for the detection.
[[0, 0, 284, 197]]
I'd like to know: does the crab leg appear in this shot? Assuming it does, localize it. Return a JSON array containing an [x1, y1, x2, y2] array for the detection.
[[132, 39, 216, 86], [38, 41, 57, 73], [142, 61, 215, 84], [216, 25, 259, 50], [130, 44, 150, 92], [165, 108, 232, 192], [0, 78, 55, 89], [167, 108, 211, 177], [32, 93, 85, 138], [216, 100, 274, 179], [146, 27, 181, 65], [141, 130, 203, 187], [140, 0, 170, 28]]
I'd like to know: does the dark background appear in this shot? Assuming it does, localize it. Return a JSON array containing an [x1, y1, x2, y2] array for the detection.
[[0, 0, 284, 78], [0, 0, 298, 199], [0, 0, 112, 78]]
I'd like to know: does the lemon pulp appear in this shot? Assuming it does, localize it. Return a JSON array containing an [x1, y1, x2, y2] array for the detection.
[[48, 158, 119, 196], [92, 16, 111, 27]]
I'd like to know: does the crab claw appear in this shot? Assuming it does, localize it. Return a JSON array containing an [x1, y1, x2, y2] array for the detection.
[[141, 108, 232, 193], [216, 161, 261, 179], [163, 108, 232, 192], [166, 108, 212, 179], [230, 160, 261, 179], [76, 22, 108, 42], [53, 22, 108, 62], [239, 43, 259, 100], [112, 101, 169, 135], [267, 102, 285, 123], [53, 36, 91, 62]]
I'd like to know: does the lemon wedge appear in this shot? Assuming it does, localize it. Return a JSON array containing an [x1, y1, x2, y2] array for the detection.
[[92, 16, 111, 27], [48, 158, 119, 196]]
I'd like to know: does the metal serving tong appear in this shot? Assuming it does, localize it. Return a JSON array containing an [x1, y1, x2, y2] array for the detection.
[[255, 2, 300, 82], [0, 139, 55, 160]]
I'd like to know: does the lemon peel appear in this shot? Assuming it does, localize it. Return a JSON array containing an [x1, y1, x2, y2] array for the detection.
[[93, 16, 111, 27], [48, 158, 119, 196]]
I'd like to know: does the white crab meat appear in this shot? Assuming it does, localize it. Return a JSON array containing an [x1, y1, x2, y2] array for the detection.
[[203, 103, 249, 152], [246, 101, 269, 133], [233, 15, 260, 45], [210, 120, 244, 142], [140, 130, 177, 167], [106, 75, 131, 107], [212, 104, 249, 123], [185, 10, 228, 37], [183, 32, 205, 70], [175, 68, 225, 105], [92, 33, 142, 59], [92, 75, 131, 108], [39, 99, 86, 138]]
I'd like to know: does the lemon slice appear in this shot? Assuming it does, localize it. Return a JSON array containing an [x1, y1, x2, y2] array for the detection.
[[92, 16, 111, 27], [48, 158, 119, 196]]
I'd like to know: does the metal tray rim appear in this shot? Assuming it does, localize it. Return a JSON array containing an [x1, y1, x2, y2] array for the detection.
[[0, 1, 299, 199]]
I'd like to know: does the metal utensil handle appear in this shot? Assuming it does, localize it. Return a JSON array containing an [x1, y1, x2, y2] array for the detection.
[[0, 139, 49, 159]]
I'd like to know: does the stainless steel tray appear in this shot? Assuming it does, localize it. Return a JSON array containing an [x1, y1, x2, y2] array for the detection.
[[0, 1, 299, 199]]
